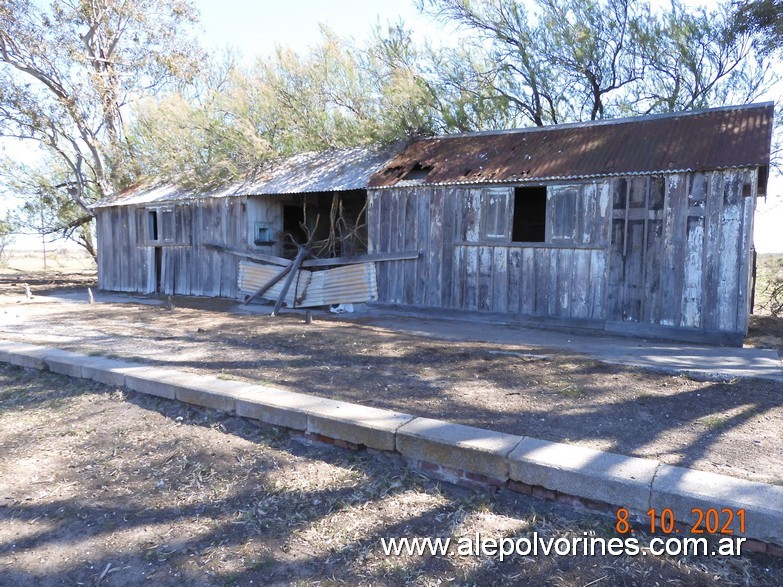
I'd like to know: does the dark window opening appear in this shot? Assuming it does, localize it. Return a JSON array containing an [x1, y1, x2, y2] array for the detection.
[[281, 192, 368, 259], [148, 210, 159, 242], [282, 205, 308, 259], [402, 163, 432, 183], [512, 186, 547, 242]]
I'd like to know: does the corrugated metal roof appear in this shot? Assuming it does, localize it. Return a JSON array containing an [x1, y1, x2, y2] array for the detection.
[[369, 103, 775, 188], [94, 145, 401, 208]]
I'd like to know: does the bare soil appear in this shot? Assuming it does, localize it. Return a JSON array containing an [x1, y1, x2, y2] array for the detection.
[[1, 272, 782, 487], [2, 364, 781, 586]]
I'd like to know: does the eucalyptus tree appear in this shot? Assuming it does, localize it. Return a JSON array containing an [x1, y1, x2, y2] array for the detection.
[[0, 0, 201, 256]]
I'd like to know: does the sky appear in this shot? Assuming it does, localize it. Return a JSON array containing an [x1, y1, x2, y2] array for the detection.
[[4, 0, 783, 252], [191, 0, 437, 59]]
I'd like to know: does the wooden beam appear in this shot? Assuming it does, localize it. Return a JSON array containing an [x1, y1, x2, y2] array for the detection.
[[271, 247, 308, 317], [203, 243, 290, 267], [206, 242, 420, 268], [301, 250, 420, 267]]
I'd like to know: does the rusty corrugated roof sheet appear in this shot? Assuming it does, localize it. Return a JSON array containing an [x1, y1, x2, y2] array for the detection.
[[369, 103, 775, 188], [94, 145, 401, 208]]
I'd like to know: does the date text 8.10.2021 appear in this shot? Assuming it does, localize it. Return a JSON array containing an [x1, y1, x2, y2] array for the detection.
[[615, 507, 745, 535]]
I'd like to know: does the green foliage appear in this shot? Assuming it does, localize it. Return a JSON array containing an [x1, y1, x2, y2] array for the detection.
[[731, 0, 783, 55], [1, 156, 96, 256], [128, 27, 437, 188], [0, 216, 11, 267], [417, 0, 777, 128], [4, 0, 779, 210], [0, 0, 202, 256]]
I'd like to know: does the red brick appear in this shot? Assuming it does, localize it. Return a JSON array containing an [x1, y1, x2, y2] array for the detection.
[[466, 471, 489, 483], [441, 464, 464, 478], [508, 480, 533, 495], [532, 486, 557, 501], [556, 493, 585, 508], [418, 460, 439, 472]]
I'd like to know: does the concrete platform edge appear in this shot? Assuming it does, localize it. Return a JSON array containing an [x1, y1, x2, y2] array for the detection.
[[2, 340, 781, 548]]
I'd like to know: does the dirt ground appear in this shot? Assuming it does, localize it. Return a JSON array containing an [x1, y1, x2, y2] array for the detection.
[[1, 271, 783, 488], [2, 364, 781, 586]]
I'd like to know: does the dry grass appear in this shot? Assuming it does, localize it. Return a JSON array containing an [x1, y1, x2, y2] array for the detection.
[[1, 364, 781, 586]]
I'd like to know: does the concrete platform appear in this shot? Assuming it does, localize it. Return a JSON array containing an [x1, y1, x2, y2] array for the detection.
[[360, 311, 783, 382], [2, 339, 782, 548]]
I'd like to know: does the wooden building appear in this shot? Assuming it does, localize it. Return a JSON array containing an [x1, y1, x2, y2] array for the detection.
[[366, 103, 774, 345], [93, 146, 396, 299], [95, 103, 773, 345]]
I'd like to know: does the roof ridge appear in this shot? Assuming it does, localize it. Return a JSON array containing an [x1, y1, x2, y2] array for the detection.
[[427, 102, 775, 141]]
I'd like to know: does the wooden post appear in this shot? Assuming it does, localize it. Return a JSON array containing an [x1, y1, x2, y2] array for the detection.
[[271, 247, 308, 317]]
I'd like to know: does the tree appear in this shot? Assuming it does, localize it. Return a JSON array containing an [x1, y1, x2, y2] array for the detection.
[[732, 0, 783, 55], [1, 156, 96, 257], [417, 0, 777, 128], [128, 26, 437, 187], [0, 0, 201, 257], [634, 1, 772, 114], [417, 0, 563, 127], [0, 216, 11, 268]]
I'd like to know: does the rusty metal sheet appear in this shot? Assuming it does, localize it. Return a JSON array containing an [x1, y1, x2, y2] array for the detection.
[[369, 103, 775, 188], [238, 260, 377, 308]]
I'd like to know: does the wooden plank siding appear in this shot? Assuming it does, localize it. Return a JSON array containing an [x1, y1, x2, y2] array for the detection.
[[367, 168, 757, 343], [96, 197, 247, 299], [367, 182, 611, 320], [604, 170, 757, 339]]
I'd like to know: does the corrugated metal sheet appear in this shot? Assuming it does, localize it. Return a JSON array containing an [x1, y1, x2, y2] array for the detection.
[[369, 103, 775, 188], [94, 145, 401, 208], [238, 260, 377, 307]]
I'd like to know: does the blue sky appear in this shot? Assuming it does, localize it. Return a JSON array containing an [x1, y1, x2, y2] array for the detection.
[[191, 0, 439, 58]]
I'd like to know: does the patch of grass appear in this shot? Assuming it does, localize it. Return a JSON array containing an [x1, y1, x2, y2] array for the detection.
[[697, 415, 728, 429], [554, 383, 582, 398]]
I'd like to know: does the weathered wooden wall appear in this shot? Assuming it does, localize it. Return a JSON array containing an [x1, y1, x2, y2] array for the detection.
[[96, 205, 154, 293], [368, 169, 757, 342], [606, 170, 756, 339], [97, 196, 248, 298], [367, 183, 612, 320]]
